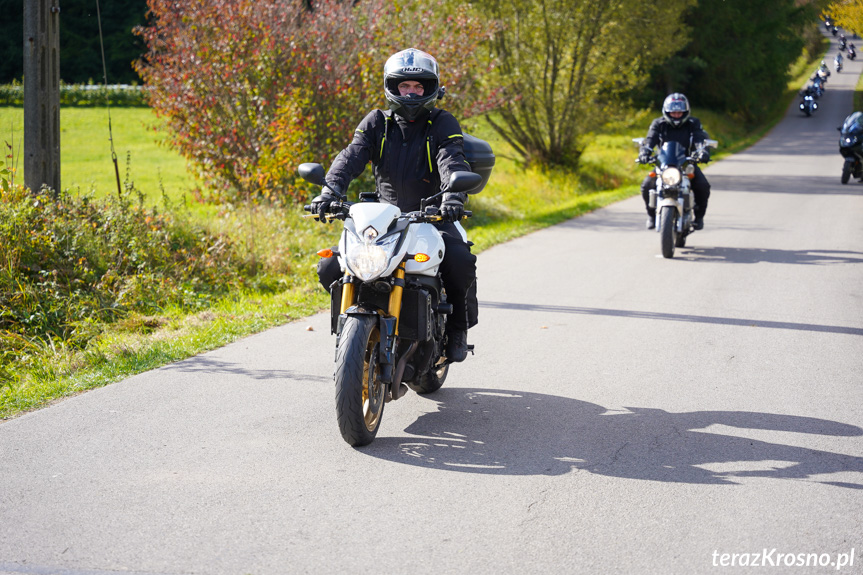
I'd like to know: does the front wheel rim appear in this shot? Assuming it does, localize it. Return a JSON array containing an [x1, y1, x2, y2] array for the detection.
[[362, 331, 384, 431]]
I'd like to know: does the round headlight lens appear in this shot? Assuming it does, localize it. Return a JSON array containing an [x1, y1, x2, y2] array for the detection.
[[345, 234, 399, 281], [661, 167, 682, 186]]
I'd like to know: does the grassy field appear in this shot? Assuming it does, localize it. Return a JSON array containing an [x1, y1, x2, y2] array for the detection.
[[0, 37, 834, 419], [0, 107, 194, 207]]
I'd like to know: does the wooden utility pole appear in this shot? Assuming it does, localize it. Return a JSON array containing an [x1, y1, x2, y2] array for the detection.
[[23, 0, 61, 194]]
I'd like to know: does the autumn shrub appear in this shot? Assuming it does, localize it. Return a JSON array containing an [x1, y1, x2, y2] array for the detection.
[[134, 0, 501, 204]]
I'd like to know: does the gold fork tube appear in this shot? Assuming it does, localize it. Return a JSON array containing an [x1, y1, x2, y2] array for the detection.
[[388, 263, 406, 335], [340, 275, 356, 314]]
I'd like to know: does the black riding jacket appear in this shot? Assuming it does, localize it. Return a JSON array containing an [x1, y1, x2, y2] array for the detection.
[[641, 116, 708, 156], [325, 108, 471, 212]]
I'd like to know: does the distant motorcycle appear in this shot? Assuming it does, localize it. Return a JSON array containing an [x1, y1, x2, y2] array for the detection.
[[849, 46, 857, 60], [811, 78, 826, 98], [634, 137, 718, 258], [813, 65, 830, 84], [835, 53, 844, 73], [799, 90, 818, 116], [839, 112, 863, 184]]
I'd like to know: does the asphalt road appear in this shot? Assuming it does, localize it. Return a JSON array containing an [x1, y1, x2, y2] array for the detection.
[[2, 40, 863, 575]]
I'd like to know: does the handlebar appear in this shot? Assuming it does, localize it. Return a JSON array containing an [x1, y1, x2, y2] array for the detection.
[[303, 201, 472, 223]]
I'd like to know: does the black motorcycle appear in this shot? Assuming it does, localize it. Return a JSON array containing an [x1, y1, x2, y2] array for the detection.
[[839, 112, 863, 184], [799, 89, 818, 116], [849, 46, 857, 60]]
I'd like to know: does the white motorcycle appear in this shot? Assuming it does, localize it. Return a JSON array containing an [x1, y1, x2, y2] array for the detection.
[[634, 137, 717, 258], [298, 160, 488, 446]]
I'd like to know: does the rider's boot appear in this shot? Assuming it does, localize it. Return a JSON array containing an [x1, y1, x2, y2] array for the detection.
[[445, 329, 469, 363]]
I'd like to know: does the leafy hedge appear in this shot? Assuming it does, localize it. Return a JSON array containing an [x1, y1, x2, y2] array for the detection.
[[0, 82, 149, 107]]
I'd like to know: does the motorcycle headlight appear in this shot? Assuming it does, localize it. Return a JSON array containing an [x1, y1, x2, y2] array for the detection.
[[345, 230, 400, 282], [660, 167, 682, 186]]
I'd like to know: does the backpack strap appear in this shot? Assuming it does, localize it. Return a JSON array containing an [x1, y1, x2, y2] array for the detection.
[[373, 109, 394, 164]]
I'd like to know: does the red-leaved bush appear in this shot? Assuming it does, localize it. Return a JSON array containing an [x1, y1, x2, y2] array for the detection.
[[135, 0, 501, 204]]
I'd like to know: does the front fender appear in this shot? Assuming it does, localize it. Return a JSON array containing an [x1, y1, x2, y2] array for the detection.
[[657, 197, 682, 214]]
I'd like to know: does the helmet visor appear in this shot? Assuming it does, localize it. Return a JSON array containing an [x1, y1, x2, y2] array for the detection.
[[665, 100, 688, 114]]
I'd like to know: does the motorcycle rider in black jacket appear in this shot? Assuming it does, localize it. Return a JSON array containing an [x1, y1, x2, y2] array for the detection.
[[638, 93, 712, 230], [310, 48, 477, 362]]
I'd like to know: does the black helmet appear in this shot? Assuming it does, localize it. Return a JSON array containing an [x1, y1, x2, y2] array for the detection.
[[383, 48, 440, 121], [662, 93, 690, 128]]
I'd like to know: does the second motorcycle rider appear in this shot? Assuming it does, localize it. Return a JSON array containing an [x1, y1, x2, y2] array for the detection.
[[638, 93, 712, 230], [311, 48, 477, 363]]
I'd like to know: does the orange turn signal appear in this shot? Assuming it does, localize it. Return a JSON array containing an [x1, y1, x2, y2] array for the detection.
[[649, 171, 656, 177], [414, 253, 430, 263], [317, 249, 334, 258]]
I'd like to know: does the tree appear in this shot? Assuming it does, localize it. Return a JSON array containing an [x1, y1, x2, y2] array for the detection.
[[481, 0, 693, 168], [0, 0, 147, 84], [260, 1, 501, 199], [134, 0, 499, 203], [667, 0, 818, 122], [827, 0, 863, 34]]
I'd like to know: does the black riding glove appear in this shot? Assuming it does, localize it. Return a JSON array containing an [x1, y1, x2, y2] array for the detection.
[[440, 197, 465, 222], [638, 149, 652, 164], [695, 149, 710, 164], [310, 186, 339, 223]]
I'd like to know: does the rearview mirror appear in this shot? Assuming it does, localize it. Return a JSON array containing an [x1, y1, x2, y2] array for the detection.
[[298, 163, 325, 186], [448, 171, 484, 195]]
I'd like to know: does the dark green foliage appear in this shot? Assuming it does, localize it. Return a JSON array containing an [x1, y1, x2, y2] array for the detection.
[[639, 0, 819, 120], [0, 0, 23, 84], [0, 0, 147, 84]]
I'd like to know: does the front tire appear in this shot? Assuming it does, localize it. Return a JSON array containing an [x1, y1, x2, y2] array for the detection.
[[842, 162, 851, 184], [659, 206, 677, 259], [334, 315, 385, 446]]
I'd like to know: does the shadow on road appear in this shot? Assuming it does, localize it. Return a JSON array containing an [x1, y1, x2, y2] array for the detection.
[[478, 301, 863, 336], [677, 246, 863, 265], [160, 356, 332, 383], [366, 389, 863, 488], [708, 175, 863, 195]]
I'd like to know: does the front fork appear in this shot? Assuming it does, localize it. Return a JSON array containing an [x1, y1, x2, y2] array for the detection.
[[650, 189, 691, 232], [336, 262, 407, 388]]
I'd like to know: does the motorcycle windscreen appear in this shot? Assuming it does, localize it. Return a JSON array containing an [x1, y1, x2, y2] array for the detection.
[[657, 141, 687, 168], [842, 111, 863, 135]]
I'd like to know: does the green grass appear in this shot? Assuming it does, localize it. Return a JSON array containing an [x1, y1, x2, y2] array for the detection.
[[0, 38, 832, 419], [0, 107, 195, 208], [1, 286, 329, 416]]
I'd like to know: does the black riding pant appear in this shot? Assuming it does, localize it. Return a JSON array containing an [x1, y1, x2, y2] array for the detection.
[[317, 221, 478, 331], [641, 165, 711, 218]]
